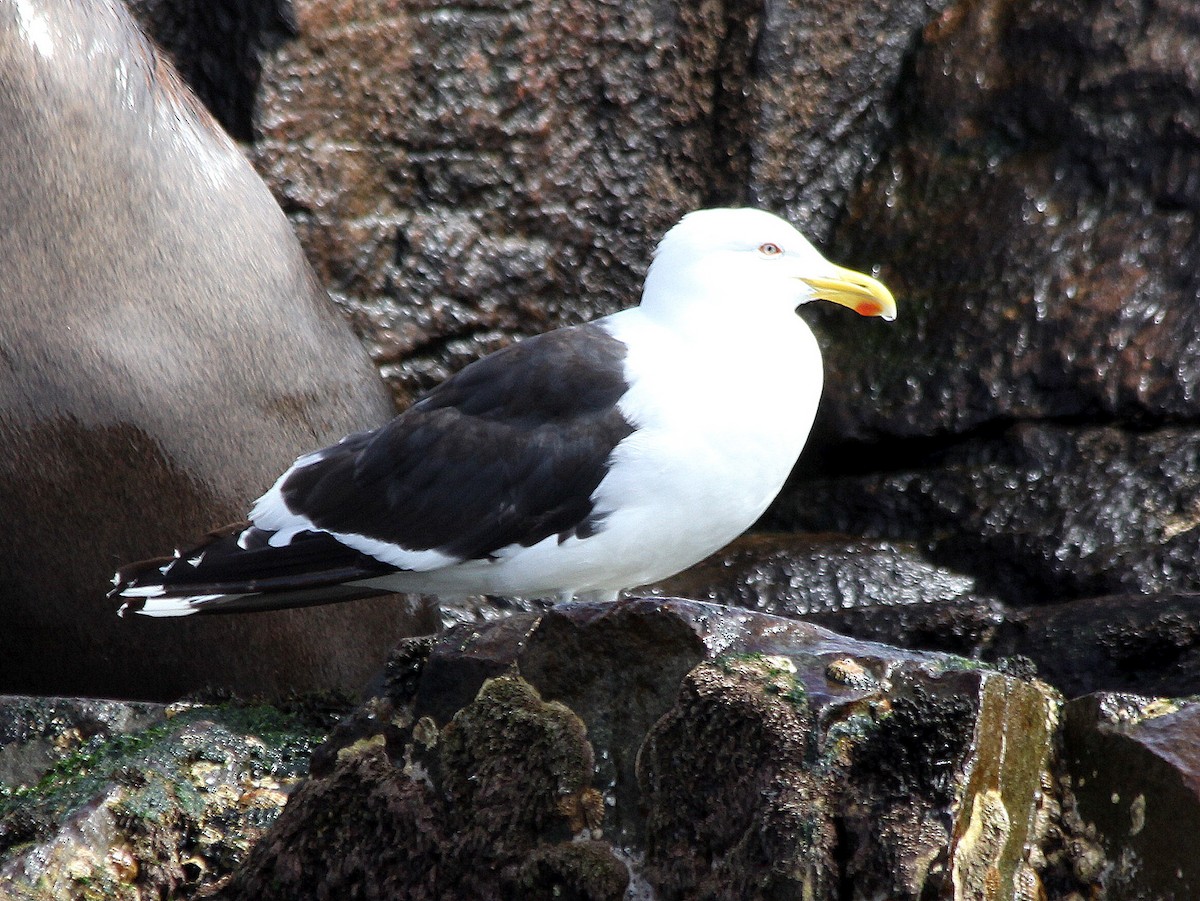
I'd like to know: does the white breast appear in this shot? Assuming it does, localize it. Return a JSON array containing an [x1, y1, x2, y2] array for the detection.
[[582, 306, 822, 586]]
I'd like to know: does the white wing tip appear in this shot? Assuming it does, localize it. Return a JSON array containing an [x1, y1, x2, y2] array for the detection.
[[120, 593, 226, 618], [119, 584, 167, 599]]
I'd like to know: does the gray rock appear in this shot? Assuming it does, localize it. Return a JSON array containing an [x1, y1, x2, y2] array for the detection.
[[0, 697, 166, 790], [644, 532, 1005, 658], [0, 701, 326, 899]]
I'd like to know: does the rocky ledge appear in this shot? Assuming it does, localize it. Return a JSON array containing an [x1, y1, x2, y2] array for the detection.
[[219, 597, 1061, 900], [6, 598, 1200, 899]]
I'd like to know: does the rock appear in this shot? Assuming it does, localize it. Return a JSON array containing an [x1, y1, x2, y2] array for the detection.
[[740, 0, 955, 243], [0, 697, 166, 791], [645, 532, 1006, 657], [771, 424, 1200, 607], [817, 0, 1200, 443], [0, 700, 328, 899], [238, 0, 946, 408], [766, 0, 1200, 705], [993, 593, 1200, 699], [225, 676, 619, 901], [1059, 694, 1200, 900], [223, 598, 1059, 900], [0, 0, 434, 700]]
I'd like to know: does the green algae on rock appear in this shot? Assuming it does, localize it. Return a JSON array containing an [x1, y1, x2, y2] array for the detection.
[[0, 702, 327, 900]]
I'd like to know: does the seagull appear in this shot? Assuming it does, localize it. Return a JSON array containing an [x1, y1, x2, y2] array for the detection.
[[113, 208, 895, 617]]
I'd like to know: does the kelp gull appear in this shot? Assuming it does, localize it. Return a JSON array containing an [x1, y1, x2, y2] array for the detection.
[[113, 208, 896, 616]]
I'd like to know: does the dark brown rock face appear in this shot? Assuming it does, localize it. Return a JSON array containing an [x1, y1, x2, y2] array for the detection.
[[1060, 694, 1200, 900], [0, 0, 433, 701], [223, 599, 1059, 901], [821, 0, 1200, 441], [776, 0, 1200, 700], [238, 0, 948, 407]]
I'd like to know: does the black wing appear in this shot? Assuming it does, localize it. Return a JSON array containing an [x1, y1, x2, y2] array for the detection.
[[279, 322, 636, 561]]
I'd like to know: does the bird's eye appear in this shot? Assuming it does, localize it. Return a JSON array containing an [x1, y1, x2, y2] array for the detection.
[[758, 242, 783, 257]]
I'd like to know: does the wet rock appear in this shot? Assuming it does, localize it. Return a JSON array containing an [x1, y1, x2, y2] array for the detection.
[[817, 0, 1200, 443], [130, 0, 1200, 443], [740, 0, 955, 243], [245, 0, 945, 408], [636, 656, 838, 896], [223, 598, 1059, 900], [771, 424, 1200, 607], [993, 593, 1200, 699], [226, 676, 622, 901], [0, 697, 166, 791], [0, 701, 326, 899], [435, 594, 555, 632], [0, 0, 431, 700], [645, 532, 1005, 657], [1060, 694, 1200, 899]]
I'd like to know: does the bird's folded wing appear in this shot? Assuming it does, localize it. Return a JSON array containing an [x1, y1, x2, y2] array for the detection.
[[276, 322, 636, 563]]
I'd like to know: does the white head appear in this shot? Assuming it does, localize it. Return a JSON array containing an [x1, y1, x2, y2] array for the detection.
[[640, 208, 895, 323]]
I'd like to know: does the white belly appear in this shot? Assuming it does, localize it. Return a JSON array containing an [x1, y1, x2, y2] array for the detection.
[[580, 310, 823, 589]]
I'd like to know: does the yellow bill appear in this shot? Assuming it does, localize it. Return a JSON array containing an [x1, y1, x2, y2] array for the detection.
[[802, 264, 897, 321]]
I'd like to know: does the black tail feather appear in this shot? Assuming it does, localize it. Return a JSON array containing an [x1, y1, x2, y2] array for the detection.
[[112, 523, 402, 615]]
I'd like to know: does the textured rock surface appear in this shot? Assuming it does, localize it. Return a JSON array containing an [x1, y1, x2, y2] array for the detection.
[[134, 0, 1200, 435], [1060, 694, 1200, 900], [0, 697, 166, 791], [781, 0, 1200, 696], [771, 424, 1200, 607], [222, 599, 1059, 900], [994, 593, 1200, 698], [645, 532, 1006, 657], [644, 535, 1200, 701], [240, 0, 940, 408], [820, 0, 1200, 441], [0, 699, 327, 900]]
